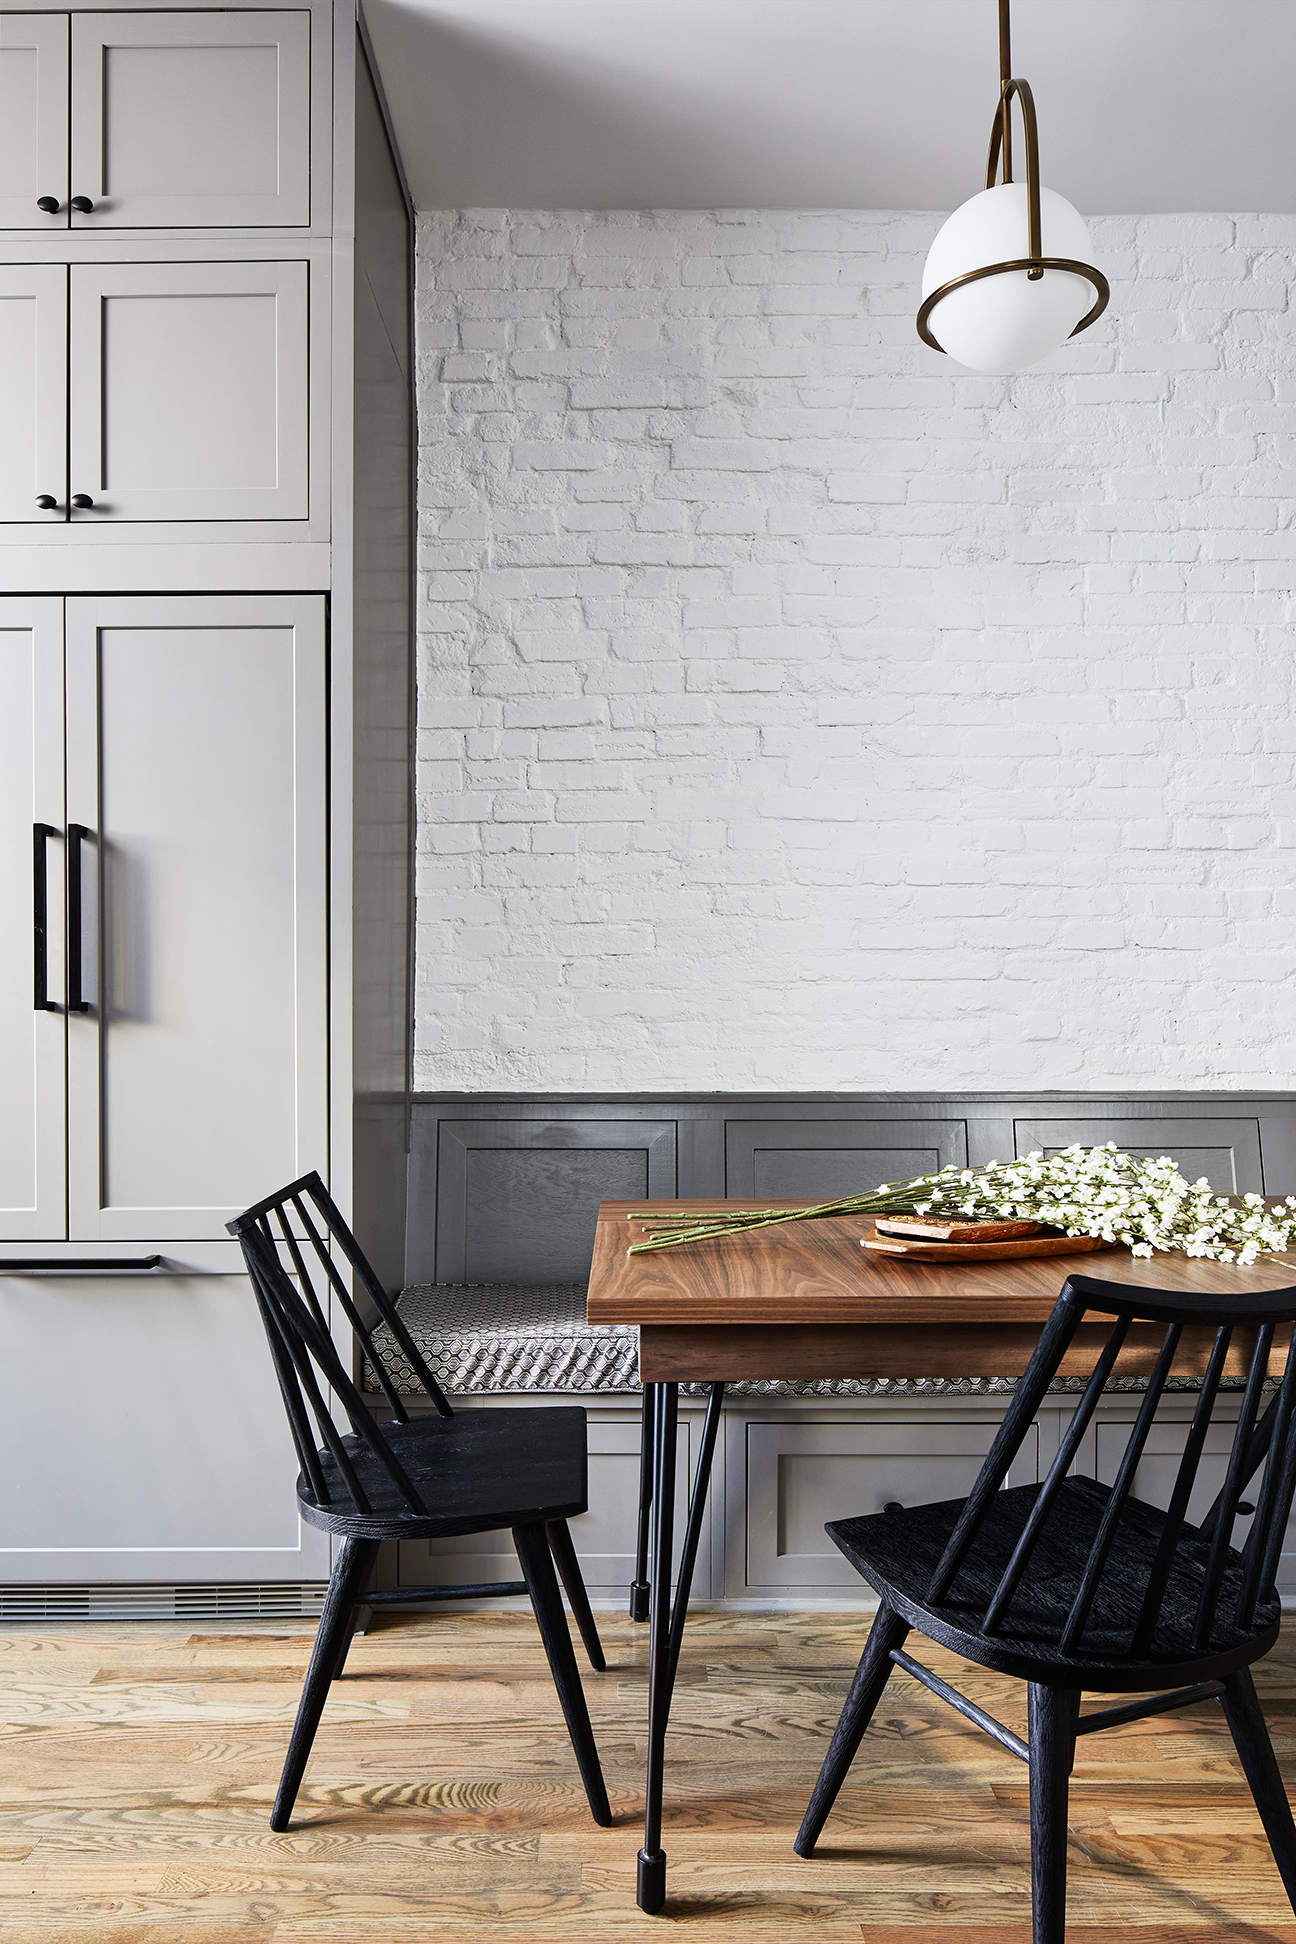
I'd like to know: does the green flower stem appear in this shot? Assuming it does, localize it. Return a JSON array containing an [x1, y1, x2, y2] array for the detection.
[[626, 1186, 941, 1254]]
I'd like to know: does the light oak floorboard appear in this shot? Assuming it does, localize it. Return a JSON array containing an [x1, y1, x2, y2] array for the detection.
[[1, 1611, 1296, 1937]]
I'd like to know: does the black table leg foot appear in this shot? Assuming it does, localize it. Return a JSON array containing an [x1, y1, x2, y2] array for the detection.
[[630, 1384, 655, 1621], [637, 1847, 667, 1913]]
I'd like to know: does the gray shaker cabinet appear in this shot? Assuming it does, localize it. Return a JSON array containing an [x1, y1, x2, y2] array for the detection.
[[69, 260, 310, 523], [0, 4, 413, 1597], [1, 260, 311, 525], [0, 10, 311, 229]]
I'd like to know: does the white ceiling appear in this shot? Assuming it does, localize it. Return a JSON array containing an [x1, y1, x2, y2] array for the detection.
[[361, 0, 1296, 215]]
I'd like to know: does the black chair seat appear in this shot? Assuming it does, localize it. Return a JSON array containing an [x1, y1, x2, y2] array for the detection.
[[830, 1475, 1280, 1692], [300, 1405, 590, 1539]]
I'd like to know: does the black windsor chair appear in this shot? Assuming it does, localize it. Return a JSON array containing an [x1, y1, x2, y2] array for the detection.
[[228, 1171, 612, 1832], [795, 1273, 1296, 1942]]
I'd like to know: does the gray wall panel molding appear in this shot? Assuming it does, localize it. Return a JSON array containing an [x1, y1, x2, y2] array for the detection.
[[430, 1117, 676, 1284], [406, 1094, 1296, 1287], [1014, 1116, 1264, 1195], [724, 1118, 969, 1199]]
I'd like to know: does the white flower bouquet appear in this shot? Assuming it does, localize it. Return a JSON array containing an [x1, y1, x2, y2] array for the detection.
[[629, 1143, 1296, 1265]]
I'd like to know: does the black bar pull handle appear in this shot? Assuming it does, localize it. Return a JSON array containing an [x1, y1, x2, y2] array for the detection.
[[66, 823, 91, 1013], [33, 823, 59, 1011], [0, 1256, 163, 1274]]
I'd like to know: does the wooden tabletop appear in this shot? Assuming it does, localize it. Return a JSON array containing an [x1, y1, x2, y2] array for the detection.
[[588, 1200, 1296, 1382], [588, 1200, 1296, 1327]]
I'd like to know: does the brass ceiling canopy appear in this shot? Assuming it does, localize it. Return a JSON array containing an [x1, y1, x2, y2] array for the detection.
[[916, 0, 1110, 372]]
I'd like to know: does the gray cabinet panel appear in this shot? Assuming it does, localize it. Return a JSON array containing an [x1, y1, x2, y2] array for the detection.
[[432, 1118, 676, 1283], [0, 15, 69, 230], [64, 596, 328, 1243], [397, 1409, 693, 1599], [725, 1117, 967, 1199], [69, 261, 309, 524], [70, 12, 310, 229], [1015, 1116, 1263, 1193], [742, 1414, 1038, 1594], [0, 1272, 329, 1581], [1088, 1403, 1296, 1598], [0, 264, 66, 523]]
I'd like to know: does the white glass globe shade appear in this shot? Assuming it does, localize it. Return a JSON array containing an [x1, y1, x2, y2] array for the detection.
[[921, 182, 1097, 373]]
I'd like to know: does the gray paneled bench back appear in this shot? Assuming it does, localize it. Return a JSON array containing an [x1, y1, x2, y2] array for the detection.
[[407, 1092, 1296, 1287], [390, 1094, 1296, 1400]]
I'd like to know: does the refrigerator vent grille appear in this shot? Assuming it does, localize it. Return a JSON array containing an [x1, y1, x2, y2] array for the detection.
[[0, 1582, 328, 1622]]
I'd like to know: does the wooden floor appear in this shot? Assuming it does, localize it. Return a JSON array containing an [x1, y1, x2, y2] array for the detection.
[[2, 1607, 1296, 1941]]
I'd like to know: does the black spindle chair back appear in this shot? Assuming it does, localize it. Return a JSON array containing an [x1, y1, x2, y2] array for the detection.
[[228, 1171, 453, 1521], [924, 1275, 1296, 1662]]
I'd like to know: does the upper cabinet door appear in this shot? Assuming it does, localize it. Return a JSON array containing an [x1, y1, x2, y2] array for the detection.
[[0, 266, 68, 524], [0, 16, 70, 230], [65, 596, 328, 1243], [70, 12, 310, 228], [68, 260, 309, 522], [0, 599, 67, 1241]]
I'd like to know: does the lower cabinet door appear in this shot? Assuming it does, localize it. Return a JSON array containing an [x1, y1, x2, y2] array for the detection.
[[1090, 1403, 1296, 1599], [0, 1271, 329, 1581], [394, 1404, 694, 1600], [741, 1414, 1039, 1597]]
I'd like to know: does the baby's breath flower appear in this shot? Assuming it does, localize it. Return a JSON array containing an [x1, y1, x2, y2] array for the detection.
[[907, 1143, 1294, 1264]]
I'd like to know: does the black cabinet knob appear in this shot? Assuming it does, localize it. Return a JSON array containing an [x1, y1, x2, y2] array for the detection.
[[69, 195, 94, 214], [70, 494, 94, 509], [36, 196, 61, 214], [35, 494, 58, 510]]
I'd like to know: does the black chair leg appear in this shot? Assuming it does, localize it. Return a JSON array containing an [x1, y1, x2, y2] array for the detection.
[[545, 1518, 606, 1672], [513, 1521, 613, 1827], [1220, 1668, 1296, 1912], [272, 1535, 378, 1832], [329, 1596, 372, 1682], [795, 1602, 910, 1856], [630, 1384, 654, 1621], [1027, 1684, 1077, 1944]]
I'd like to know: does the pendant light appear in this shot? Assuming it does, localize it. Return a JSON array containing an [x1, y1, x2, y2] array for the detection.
[[917, 0, 1109, 373]]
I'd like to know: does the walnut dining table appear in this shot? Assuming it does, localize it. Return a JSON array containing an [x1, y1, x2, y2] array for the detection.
[[584, 1197, 1296, 1913]]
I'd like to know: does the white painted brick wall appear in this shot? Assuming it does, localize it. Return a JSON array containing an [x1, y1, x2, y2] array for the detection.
[[414, 209, 1296, 1092]]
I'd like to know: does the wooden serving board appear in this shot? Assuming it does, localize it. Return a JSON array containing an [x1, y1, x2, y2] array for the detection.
[[862, 1230, 1118, 1262], [874, 1216, 1045, 1243]]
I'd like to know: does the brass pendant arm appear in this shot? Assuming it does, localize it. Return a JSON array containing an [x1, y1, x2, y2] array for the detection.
[[986, 77, 1043, 275], [917, 255, 1110, 357]]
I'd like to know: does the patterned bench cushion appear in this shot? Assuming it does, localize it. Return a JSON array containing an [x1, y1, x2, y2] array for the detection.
[[363, 1284, 1217, 1398]]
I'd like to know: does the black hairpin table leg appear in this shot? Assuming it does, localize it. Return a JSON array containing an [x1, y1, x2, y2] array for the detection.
[[637, 1380, 725, 1915]]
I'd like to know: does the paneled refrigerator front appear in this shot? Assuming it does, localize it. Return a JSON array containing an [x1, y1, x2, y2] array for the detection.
[[0, 594, 331, 1581]]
